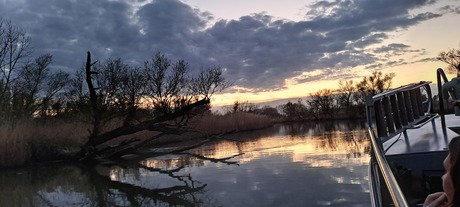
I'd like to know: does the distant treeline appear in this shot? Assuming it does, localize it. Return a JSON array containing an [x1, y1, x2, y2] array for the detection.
[[224, 71, 396, 122]]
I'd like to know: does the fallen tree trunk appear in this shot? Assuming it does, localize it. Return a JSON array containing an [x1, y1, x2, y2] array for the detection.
[[77, 51, 224, 162]]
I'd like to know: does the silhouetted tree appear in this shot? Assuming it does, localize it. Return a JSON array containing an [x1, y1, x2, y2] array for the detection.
[[352, 71, 395, 116], [438, 44, 460, 75], [337, 80, 356, 117], [120, 66, 147, 126], [0, 19, 70, 121], [79, 52, 230, 161], [257, 105, 282, 119], [0, 19, 31, 120], [11, 54, 69, 118], [280, 100, 309, 121], [356, 71, 395, 96], [229, 100, 259, 113], [89, 57, 147, 125], [307, 89, 336, 119], [189, 66, 231, 98], [143, 53, 188, 115]]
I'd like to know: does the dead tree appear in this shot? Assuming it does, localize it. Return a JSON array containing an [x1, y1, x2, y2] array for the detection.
[[77, 52, 230, 161], [84, 51, 101, 155]]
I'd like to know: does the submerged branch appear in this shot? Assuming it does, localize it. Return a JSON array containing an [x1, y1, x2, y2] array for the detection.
[[87, 166, 207, 207], [176, 152, 243, 165]]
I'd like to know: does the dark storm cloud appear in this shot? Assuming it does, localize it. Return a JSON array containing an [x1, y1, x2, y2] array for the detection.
[[0, 0, 452, 91], [0, 0, 142, 70], [135, 0, 210, 62]]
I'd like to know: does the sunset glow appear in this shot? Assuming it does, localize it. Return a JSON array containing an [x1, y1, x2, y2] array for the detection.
[[0, 0, 459, 106]]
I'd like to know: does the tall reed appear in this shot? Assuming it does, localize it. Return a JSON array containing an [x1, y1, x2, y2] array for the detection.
[[0, 120, 88, 168], [193, 111, 273, 134], [0, 112, 273, 168]]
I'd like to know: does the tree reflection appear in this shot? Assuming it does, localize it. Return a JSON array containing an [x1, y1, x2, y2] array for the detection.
[[279, 120, 366, 136], [0, 151, 241, 207], [84, 152, 241, 207], [319, 130, 370, 159], [0, 121, 369, 206], [215, 121, 369, 159], [281, 121, 370, 159], [85, 165, 207, 206]]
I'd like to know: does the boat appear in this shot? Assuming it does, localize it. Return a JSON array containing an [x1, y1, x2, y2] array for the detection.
[[366, 68, 460, 207]]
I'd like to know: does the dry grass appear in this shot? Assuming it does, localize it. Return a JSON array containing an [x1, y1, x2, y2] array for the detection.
[[0, 120, 88, 168], [192, 111, 273, 134], [141, 112, 274, 146], [0, 111, 273, 168]]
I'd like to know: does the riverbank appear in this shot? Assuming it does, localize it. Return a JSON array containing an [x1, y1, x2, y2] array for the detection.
[[0, 111, 273, 169]]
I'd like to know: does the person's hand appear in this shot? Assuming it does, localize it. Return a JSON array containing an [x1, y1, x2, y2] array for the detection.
[[423, 192, 447, 207]]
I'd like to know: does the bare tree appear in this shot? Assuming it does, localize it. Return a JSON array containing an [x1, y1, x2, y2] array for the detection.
[[438, 44, 460, 75], [143, 53, 188, 115], [61, 68, 90, 117], [189, 66, 231, 99], [3, 54, 69, 119], [88, 57, 148, 125], [120, 66, 147, 126], [337, 80, 356, 116], [79, 52, 230, 161], [228, 100, 259, 113], [257, 105, 282, 119], [0, 19, 31, 119], [279, 100, 309, 121], [356, 71, 395, 96], [307, 89, 336, 119]]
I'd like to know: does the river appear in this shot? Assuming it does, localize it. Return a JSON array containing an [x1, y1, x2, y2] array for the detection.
[[0, 121, 370, 207]]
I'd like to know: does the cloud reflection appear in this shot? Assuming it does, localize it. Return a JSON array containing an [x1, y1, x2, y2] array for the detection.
[[0, 121, 371, 207], [182, 122, 371, 207]]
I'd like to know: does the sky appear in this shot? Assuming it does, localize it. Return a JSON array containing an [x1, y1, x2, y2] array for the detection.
[[0, 0, 459, 106]]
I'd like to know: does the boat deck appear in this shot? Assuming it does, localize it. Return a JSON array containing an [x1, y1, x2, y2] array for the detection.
[[383, 114, 460, 155]]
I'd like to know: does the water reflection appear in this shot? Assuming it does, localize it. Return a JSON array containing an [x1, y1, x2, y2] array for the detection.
[[0, 121, 370, 207], [0, 164, 215, 207]]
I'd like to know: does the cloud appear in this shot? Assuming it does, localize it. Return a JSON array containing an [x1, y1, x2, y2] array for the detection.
[[412, 57, 438, 63], [374, 43, 411, 53], [0, 0, 451, 92], [439, 5, 460, 14]]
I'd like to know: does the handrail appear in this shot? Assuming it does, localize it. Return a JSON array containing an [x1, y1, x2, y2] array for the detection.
[[372, 81, 431, 101], [368, 163, 380, 206], [437, 67, 450, 83], [367, 71, 451, 206], [366, 81, 433, 140], [366, 81, 434, 207], [369, 129, 409, 207], [437, 68, 450, 128]]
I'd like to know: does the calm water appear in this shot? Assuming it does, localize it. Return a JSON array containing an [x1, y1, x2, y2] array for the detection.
[[0, 121, 371, 207]]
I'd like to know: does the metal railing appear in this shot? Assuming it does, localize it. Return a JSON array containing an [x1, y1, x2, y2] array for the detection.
[[368, 129, 409, 207], [366, 81, 436, 207], [436, 68, 456, 128], [366, 81, 435, 141]]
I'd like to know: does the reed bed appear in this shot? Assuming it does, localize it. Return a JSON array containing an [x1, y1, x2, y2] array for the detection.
[[0, 112, 273, 168], [0, 120, 88, 168], [193, 111, 274, 134]]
